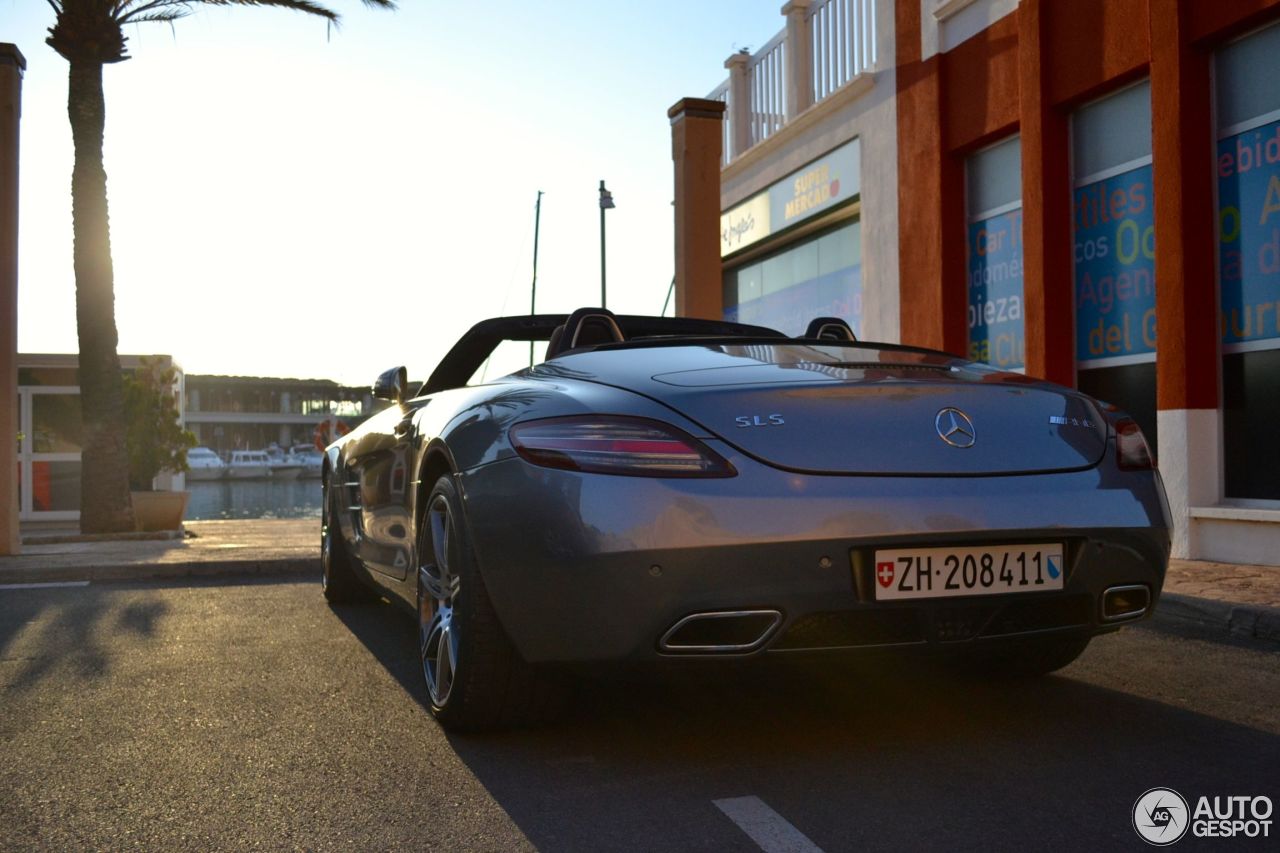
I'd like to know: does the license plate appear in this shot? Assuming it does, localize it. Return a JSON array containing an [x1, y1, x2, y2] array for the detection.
[[872, 544, 1065, 601]]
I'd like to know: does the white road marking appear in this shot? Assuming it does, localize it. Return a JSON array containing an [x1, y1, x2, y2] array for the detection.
[[714, 796, 826, 853], [0, 581, 91, 590]]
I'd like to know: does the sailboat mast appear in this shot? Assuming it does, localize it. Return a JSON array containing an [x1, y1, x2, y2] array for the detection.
[[529, 190, 543, 367]]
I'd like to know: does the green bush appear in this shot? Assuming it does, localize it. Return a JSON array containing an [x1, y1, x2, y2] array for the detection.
[[124, 357, 197, 491]]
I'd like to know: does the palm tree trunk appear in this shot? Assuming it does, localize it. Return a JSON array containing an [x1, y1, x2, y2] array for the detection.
[[67, 58, 133, 533]]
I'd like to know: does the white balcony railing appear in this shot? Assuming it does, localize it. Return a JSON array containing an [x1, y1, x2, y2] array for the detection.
[[813, 0, 877, 102], [747, 30, 788, 147], [707, 79, 732, 169], [711, 0, 878, 165]]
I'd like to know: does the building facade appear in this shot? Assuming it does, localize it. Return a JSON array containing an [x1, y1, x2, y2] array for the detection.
[[671, 0, 1280, 566], [16, 355, 379, 523], [184, 375, 376, 453], [16, 353, 184, 522]]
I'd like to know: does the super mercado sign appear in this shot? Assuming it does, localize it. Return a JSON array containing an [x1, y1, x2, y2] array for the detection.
[[1074, 163, 1156, 365], [1218, 118, 1280, 350], [720, 138, 861, 257]]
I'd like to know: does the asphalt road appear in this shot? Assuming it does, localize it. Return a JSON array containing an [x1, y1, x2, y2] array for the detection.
[[1, 578, 1277, 852]]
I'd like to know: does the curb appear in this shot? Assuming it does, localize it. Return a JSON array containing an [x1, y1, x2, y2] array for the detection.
[[21, 530, 187, 546], [0, 558, 316, 586], [1153, 592, 1280, 646]]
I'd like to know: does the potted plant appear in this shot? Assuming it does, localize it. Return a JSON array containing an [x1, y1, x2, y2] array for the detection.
[[124, 357, 197, 532]]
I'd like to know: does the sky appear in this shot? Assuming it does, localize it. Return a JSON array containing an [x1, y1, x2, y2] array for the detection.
[[4, 0, 784, 386]]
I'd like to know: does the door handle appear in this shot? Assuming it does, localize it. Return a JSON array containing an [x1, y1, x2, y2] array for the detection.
[[394, 417, 414, 439]]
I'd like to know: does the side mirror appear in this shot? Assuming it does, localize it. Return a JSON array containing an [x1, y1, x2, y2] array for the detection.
[[373, 366, 408, 403]]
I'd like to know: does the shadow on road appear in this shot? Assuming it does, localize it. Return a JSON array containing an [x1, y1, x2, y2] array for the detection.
[[0, 587, 171, 695], [330, 596, 429, 704], [332, 598, 1280, 851]]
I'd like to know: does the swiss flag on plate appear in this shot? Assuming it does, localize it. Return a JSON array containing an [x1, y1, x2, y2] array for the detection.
[[876, 561, 895, 588]]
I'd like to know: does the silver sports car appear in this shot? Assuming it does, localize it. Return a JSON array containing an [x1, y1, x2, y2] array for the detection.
[[321, 308, 1171, 730]]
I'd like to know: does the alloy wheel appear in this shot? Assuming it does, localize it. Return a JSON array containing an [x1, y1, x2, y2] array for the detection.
[[419, 495, 461, 707]]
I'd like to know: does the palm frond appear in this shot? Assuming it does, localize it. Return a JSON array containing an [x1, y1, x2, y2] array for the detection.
[[122, 9, 189, 24], [115, 0, 397, 28], [116, 0, 186, 23], [191, 0, 343, 24]]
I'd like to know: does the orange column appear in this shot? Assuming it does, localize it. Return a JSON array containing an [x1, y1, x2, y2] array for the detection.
[[0, 44, 25, 555], [1018, 0, 1075, 386], [669, 98, 725, 320], [1149, 0, 1218, 411], [895, 2, 966, 354]]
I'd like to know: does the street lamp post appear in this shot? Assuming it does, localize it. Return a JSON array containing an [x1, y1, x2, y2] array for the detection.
[[598, 180, 614, 308]]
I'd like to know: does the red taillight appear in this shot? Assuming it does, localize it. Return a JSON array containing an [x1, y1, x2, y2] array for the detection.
[[1115, 418, 1155, 470], [509, 417, 735, 477]]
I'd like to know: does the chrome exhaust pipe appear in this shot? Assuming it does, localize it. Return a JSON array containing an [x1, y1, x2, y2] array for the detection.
[[1102, 584, 1151, 622], [658, 609, 783, 654]]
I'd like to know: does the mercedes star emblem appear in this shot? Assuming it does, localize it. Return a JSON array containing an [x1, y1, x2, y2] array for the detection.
[[935, 408, 976, 448]]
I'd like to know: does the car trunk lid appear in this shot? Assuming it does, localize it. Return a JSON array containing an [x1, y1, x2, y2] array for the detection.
[[638, 349, 1107, 476]]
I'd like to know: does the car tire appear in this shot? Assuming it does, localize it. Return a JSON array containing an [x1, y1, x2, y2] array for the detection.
[[417, 474, 567, 731], [321, 479, 371, 605], [959, 635, 1092, 679]]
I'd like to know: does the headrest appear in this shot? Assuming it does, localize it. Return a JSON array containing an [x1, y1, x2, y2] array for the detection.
[[803, 317, 857, 342], [546, 307, 625, 358], [545, 325, 566, 359]]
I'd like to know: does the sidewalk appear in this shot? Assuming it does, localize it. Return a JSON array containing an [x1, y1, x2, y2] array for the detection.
[[0, 518, 317, 583], [0, 521, 1276, 646], [1158, 559, 1280, 645]]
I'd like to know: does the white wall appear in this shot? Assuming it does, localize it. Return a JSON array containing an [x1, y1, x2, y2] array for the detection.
[[719, 0, 899, 343], [922, 0, 1019, 60]]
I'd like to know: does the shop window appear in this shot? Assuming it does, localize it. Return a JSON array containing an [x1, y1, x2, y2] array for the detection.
[[16, 389, 84, 518], [32, 393, 83, 454], [31, 461, 82, 512], [722, 219, 862, 337], [966, 136, 1024, 371], [1072, 80, 1157, 444], [1216, 21, 1280, 499]]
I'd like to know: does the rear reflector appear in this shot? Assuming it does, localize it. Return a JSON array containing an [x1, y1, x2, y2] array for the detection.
[[510, 416, 736, 477]]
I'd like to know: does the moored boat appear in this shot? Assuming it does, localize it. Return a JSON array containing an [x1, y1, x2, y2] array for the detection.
[[265, 445, 304, 480], [226, 450, 272, 479], [288, 444, 324, 478], [186, 446, 227, 481]]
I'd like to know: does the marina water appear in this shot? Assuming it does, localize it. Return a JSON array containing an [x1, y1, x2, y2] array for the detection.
[[187, 478, 323, 520]]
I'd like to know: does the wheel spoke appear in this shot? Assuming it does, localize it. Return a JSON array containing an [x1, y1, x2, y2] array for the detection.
[[445, 624, 458, 676], [430, 503, 449, 577], [419, 606, 434, 660], [435, 622, 453, 698], [421, 570, 451, 602], [421, 605, 454, 705]]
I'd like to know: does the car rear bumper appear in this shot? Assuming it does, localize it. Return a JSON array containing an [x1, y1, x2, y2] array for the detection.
[[459, 451, 1171, 664]]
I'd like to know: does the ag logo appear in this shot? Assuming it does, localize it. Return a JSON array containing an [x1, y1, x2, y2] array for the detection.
[[1133, 788, 1190, 846]]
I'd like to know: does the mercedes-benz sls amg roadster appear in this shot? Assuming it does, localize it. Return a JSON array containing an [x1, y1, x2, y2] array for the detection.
[[320, 308, 1170, 730]]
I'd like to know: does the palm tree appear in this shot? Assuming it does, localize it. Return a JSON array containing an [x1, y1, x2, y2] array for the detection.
[[44, 0, 394, 532]]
